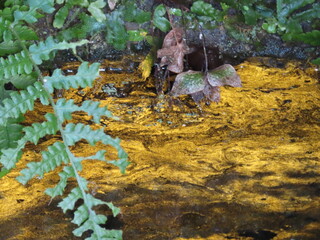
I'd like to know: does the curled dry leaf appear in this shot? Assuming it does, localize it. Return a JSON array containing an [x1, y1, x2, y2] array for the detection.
[[157, 28, 193, 73], [171, 64, 242, 103]]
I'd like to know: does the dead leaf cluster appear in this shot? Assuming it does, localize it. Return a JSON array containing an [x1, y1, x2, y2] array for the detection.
[[157, 28, 193, 73]]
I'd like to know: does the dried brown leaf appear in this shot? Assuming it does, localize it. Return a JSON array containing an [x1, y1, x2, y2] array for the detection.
[[157, 28, 193, 73]]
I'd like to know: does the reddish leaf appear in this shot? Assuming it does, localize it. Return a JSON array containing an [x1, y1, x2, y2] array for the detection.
[[206, 64, 242, 87]]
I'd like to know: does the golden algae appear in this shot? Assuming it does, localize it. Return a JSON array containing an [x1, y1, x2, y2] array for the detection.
[[0, 59, 319, 239]]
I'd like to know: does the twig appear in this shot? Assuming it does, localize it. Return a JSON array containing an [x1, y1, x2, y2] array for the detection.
[[199, 25, 208, 74]]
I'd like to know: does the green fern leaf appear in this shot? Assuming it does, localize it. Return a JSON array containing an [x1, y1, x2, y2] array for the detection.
[[0, 116, 24, 150], [5, 0, 24, 7], [14, 0, 55, 24], [72, 195, 120, 225], [55, 99, 112, 123], [105, 11, 128, 50], [0, 17, 13, 41], [45, 166, 73, 197], [55, 98, 80, 122], [0, 50, 33, 78], [81, 150, 106, 161], [58, 187, 83, 213], [13, 24, 38, 40], [9, 72, 38, 89], [88, 0, 106, 22], [72, 204, 90, 226], [277, 0, 314, 21], [53, 4, 70, 29], [0, 138, 26, 169], [29, 36, 88, 64], [16, 141, 69, 184], [0, 41, 22, 56], [73, 213, 122, 239], [23, 113, 59, 144], [72, 212, 106, 237], [58, 13, 106, 41], [63, 123, 106, 146], [80, 100, 113, 123], [43, 62, 100, 93], [0, 82, 50, 124], [109, 158, 129, 174]]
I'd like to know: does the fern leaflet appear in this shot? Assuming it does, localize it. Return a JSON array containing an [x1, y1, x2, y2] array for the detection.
[[63, 123, 107, 146], [0, 82, 50, 124], [0, 50, 33, 78], [45, 165, 73, 197], [13, 0, 55, 24], [16, 141, 69, 185], [0, 116, 24, 149], [23, 113, 59, 144], [43, 62, 100, 93], [29, 36, 88, 64], [0, 138, 26, 169]]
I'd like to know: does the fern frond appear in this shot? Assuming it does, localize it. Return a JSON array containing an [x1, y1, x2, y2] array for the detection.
[[5, 0, 24, 7], [54, 98, 79, 122], [53, 4, 70, 28], [57, 13, 106, 41], [16, 141, 68, 184], [59, 186, 86, 213], [0, 116, 24, 150], [45, 165, 74, 197], [43, 62, 100, 93], [81, 150, 106, 161], [0, 17, 12, 41], [73, 210, 122, 239], [13, 24, 38, 40], [0, 50, 33, 78], [88, 0, 107, 22], [69, 193, 122, 239], [0, 138, 26, 169], [0, 82, 50, 124], [80, 100, 113, 123], [13, 0, 55, 24], [55, 99, 113, 123], [63, 123, 106, 146], [8, 72, 38, 89], [29, 36, 88, 64], [0, 40, 22, 56], [23, 113, 59, 144]]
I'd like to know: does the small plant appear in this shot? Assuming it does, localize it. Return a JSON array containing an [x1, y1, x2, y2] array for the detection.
[[0, 0, 129, 239]]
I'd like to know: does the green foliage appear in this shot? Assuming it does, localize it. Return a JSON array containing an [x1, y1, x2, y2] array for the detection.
[[218, 0, 320, 48], [105, 10, 128, 50], [0, 0, 129, 239], [29, 37, 89, 64], [43, 62, 100, 92], [153, 4, 170, 32]]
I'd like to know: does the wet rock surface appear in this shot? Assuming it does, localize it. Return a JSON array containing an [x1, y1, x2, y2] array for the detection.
[[0, 59, 319, 240]]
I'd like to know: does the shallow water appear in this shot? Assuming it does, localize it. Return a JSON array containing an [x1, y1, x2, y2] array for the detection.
[[0, 59, 319, 240]]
